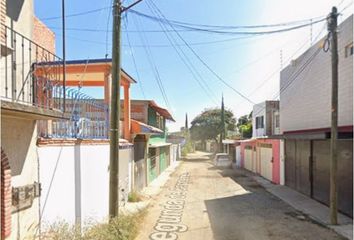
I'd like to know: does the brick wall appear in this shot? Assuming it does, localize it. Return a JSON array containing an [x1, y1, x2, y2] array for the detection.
[[33, 16, 56, 54], [0, 0, 5, 45], [1, 149, 12, 239]]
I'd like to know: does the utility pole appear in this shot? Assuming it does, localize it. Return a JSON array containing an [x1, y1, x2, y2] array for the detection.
[[220, 94, 225, 151], [328, 6, 339, 225], [109, 0, 143, 219], [109, 0, 121, 219]]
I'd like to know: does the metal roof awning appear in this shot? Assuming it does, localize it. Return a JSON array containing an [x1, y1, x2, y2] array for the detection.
[[131, 119, 163, 135]]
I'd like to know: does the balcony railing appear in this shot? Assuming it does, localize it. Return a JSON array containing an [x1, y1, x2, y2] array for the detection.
[[38, 88, 110, 139], [1, 23, 64, 112]]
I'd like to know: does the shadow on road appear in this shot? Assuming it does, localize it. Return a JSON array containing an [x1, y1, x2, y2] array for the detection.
[[203, 166, 344, 240]]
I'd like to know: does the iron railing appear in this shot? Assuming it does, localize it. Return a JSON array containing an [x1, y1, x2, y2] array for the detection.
[[38, 88, 110, 139], [1, 23, 64, 111]]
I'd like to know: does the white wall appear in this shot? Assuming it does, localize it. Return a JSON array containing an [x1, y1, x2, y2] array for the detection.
[[38, 144, 133, 227], [1, 116, 40, 240], [280, 15, 353, 133], [252, 102, 266, 137]]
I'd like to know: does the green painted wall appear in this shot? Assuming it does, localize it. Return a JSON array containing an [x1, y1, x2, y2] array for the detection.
[[159, 147, 167, 173], [146, 107, 170, 182], [147, 148, 158, 183]]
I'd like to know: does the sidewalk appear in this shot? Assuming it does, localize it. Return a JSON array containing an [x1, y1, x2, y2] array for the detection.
[[252, 175, 353, 240], [142, 160, 181, 196], [121, 160, 181, 214]]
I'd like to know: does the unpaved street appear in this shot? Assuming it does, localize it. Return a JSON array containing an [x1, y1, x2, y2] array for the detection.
[[137, 152, 345, 240]]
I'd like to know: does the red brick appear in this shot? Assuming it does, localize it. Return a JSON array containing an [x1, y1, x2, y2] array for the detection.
[[1, 148, 12, 238]]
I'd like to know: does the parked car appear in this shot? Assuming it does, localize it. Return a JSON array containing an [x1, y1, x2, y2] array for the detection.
[[214, 153, 231, 167]]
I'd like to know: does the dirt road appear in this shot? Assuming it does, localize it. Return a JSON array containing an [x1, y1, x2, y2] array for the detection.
[[137, 152, 345, 240]]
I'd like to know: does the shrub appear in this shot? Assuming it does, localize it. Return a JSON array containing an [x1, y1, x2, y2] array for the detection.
[[181, 141, 194, 156], [41, 211, 146, 240], [128, 191, 142, 202]]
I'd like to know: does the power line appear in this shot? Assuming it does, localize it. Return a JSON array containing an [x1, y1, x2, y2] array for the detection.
[[129, 9, 325, 30], [132, 13, 171, 109], [148, 0, 256, 105], [129, 9, 326, 36], [234, 21, 328, 112], [49, 26, 266, 47], [123, 18, 147, 99], [252, 46, 322, 117], [145, 1, 219, 105], [40, 6, 112, 21], [105, 0, 114, 56]]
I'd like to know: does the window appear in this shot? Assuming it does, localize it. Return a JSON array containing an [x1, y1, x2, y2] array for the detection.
[[255, 116, 264, 129], [148, 148, 156, 170], [345, 42, 353, 58]]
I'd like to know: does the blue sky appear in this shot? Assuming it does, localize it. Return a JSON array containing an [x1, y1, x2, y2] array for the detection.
[[34, 0, 352, 131]]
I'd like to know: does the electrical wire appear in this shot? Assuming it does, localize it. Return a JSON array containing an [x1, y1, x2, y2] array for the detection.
[[129, 9, 326, 36], [132, 14, 171, 109], [148, 0, 256, 105], [40, 6, 112, 21], [234, 21, 328, 113], [145, 1, 219, 105], [129, 9, 325, 30], [123, 18, 147, 99]]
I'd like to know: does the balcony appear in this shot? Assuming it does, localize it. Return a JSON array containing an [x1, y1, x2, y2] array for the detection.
[[1, 24, 65, 119], [38, 93, 110, 139]]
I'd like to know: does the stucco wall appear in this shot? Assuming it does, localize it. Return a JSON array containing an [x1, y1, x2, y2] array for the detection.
[[252, 102, 266, 137], [1, 115, 40, 240], [240, 139, 283, 185], [38, 144, 133, 226], [280, 15, 353, 133]]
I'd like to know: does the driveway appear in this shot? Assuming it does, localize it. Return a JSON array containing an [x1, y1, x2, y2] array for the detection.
[[137, 151, 345, 240]]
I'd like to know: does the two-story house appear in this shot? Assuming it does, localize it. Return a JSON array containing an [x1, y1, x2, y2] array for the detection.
[[125, 100, 175, 191], [237, 100, 283, 185], [280, 15, 353, 217], [1, 1, 67, 239], [252, 100, 280, 137]]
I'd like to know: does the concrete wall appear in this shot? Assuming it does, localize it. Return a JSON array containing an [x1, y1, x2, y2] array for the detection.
[[240, 139, 283, 185], [252, 101, 279, 137], [38, 143, 133, 226], [280, 15, 353, 133], [1, 115, 40, 240], [1, 0, 56, 102]]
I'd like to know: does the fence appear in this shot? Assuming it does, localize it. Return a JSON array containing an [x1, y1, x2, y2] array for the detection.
[[38, 88, 110, 139], [1, 23, 65, 112]]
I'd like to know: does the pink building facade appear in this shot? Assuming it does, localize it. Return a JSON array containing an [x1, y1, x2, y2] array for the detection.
[[239, 138, 283, 185]]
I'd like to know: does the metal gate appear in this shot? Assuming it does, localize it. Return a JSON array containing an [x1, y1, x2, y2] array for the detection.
[[244, 146, 253, 171], [133, 140, 146, 191], [285, 140, 311, 195], [313, 139, 353, 217], [236, 146, 241, 167], [286, 139, 353, 217], [259, 144, 273, 182]]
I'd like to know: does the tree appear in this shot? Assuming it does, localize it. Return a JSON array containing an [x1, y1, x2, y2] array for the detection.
[[237, 111, 252, 139], [190, 108, 236, 147]]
